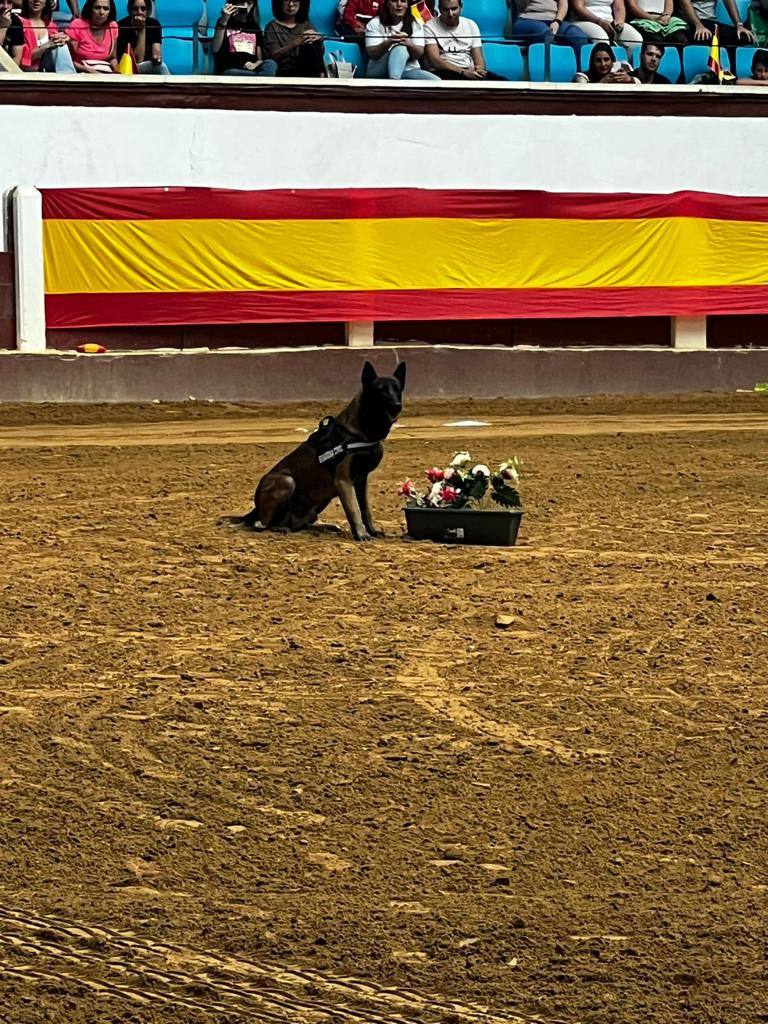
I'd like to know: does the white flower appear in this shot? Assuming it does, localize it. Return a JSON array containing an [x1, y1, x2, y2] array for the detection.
[[428, 481, 444, 505], [471, 464, 490, 477], [498, 459, 520, 484], [451, 451, 471, 468]]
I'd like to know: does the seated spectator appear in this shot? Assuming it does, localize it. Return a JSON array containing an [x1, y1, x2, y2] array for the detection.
[[631, 39, 670, 79], [365, 0, 439, 79], [213, 0, 276, 75], [20, 0, 76, 70], [750, 0, 768, 45], [263, 0, 325, 76], [339, 0, 380, 41], [573, 38, 636, 78], [425, 0, 507, 78], [117, 0, 169, 73], [570, 0, 643, 57], [0, 0, 24, 67], [625, 0, 688, 42], [507, 0, 588, 52], [675, 0, 754, 45], [66, 0, 119, 72], [737, 44, 768, 80]]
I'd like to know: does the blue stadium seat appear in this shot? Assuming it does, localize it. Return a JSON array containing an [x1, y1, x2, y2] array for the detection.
[[736, 45, 759, 78], [682, 43, 730, 80], [325, 39, 366, 74], [715, 0, 750, 22], [528, 41, 577, 82], [483, 41, 525, 79], [579, 42, 628, 70], [162, 33, 198, 73], [308, 0, 341, 39], [464, 0, 507, 40], [162, 0, 205, 32], [657, 45, 681, 83]]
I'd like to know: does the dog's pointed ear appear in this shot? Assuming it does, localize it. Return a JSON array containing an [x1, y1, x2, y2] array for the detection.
[[361, 361, 377, 389], [393, 361, 406, 389]]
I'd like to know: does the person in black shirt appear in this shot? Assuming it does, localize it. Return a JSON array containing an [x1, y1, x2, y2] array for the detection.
[[0, 0, 24, 68], [213, 0, 277, 75], [631, 41, 671, 83], [117, 0, 169, 73]]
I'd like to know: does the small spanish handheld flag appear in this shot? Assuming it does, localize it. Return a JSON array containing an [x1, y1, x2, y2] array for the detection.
[[410, 0, 433, 23], [117, 44, 138, 75], [706, 31, 734, 83]]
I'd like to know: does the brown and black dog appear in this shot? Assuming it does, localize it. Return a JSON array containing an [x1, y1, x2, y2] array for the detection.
[[222, 361, 405, 541]]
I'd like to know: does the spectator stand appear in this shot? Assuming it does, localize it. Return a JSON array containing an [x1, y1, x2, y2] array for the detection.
[[97, 0, 765, 78]]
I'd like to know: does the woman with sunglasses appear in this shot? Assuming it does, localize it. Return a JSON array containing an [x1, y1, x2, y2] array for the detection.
[[117, 0, 169, 73]]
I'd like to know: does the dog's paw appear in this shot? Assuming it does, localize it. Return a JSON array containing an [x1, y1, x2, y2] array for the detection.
[[368, 527, 386, 539], [353, 530, 374, 542]]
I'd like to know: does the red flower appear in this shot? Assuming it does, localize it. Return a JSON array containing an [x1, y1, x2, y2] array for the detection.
[[398, 479, 416, 496], [426, 467, 444, 483], [441, 485, 459, 503]]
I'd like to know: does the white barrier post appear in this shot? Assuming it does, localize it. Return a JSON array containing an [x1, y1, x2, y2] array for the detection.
[[13, 186, 46, 353], [671, 316, 707, 350], [345, 321, 374, 347]]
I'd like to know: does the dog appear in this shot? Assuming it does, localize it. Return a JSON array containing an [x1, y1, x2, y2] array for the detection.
[[222, 361, 405, 541]]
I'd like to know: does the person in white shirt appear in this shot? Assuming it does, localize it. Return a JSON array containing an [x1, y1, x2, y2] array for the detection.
[[425, 0, 507, 78], [570, 0, 643, 56], [365, 0, 439, 79]]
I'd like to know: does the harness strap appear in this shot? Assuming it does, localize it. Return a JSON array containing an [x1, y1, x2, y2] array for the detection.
[[308, 416, 379, 471]]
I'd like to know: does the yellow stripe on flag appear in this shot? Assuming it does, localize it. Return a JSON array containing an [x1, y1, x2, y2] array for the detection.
[[43, 217, 768, 296]]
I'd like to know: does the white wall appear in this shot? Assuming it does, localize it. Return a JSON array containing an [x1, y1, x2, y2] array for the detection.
[[1, 105, 767, 228]]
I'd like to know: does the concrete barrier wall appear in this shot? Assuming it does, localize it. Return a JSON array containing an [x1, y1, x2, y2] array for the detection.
[[2, 347, 767, 403]]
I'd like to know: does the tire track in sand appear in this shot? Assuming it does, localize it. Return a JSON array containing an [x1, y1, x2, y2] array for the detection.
[[0, 906, 556, 1024], [395, 661, 607, 763]]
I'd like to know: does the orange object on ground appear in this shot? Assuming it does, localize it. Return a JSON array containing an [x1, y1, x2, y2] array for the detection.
[[76, 343, 107, 353]]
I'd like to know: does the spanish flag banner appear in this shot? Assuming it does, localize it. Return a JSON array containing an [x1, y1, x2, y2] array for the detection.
[[706, 31, 734, 83], [117, 44, 138, 75], [410, 1, 433, 23], [41, 187, 768, 329]]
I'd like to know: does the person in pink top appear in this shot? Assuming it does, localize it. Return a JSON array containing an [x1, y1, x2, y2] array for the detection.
[[66, 0, 118, 72], [20, 0, 76, 71]]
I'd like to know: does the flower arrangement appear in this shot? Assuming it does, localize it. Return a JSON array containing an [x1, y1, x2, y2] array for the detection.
[[398, 451, 522, 510]]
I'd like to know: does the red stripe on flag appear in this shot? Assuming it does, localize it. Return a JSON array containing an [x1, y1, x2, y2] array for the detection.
[[40, 188, 768, 223], [45, 285, 768, 328]]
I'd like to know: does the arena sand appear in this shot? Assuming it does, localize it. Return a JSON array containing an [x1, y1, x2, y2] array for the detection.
[[0, 395, 765, 1024]]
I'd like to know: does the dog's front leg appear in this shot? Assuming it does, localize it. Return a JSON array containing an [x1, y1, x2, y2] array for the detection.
[[335, 460, 371, 541], [355, 475, 384, 538]]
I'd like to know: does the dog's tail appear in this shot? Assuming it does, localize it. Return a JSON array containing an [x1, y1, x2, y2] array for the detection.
[[217, 508, 264, 530]]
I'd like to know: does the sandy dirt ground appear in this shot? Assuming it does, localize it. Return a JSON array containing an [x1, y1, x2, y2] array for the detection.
[[0, 394, 766, 1024]]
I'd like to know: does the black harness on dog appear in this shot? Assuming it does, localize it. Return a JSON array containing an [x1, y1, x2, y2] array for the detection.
[[307, 416, 380, 472]]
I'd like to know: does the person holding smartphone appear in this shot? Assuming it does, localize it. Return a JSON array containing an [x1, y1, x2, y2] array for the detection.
[[213, 0, 277, 75], [117, 0, 169, 72], [573, 39, 636, 80]]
